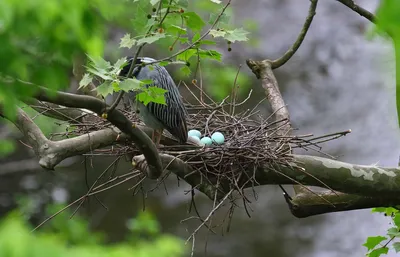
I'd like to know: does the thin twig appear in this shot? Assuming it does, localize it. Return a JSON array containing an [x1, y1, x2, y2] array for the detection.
[[271, 0, 319, 69]]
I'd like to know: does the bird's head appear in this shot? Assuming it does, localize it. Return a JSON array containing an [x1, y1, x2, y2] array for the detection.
[[119, 57, 156, 78]]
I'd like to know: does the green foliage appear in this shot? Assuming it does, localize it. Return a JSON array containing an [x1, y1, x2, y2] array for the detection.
[[0, 0, 135, 121], [365, 207, 400, 256], [197, 65, 252, 101], [375, 0, 400, 127], [0, 139, 15, 156], [0, 207, 184, 257], [79, 0, 249, 106], [209, 28, 249, 43]]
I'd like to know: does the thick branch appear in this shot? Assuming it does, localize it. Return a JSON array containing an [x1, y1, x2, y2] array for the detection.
[[246, 60, 291, 133], [6, 105, 400, 214], [129, 152, 400, 217], [2, 107, 127, 169], [288, 191, 400, 218], [254, 155, 400, 197], [30, 87, 163, 179]]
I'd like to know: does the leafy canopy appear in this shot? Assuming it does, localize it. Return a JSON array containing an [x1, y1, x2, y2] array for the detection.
[[80, 0, 250, 105]]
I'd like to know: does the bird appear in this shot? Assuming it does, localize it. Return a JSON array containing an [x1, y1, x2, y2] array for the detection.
[[119, 57, 188, 146]]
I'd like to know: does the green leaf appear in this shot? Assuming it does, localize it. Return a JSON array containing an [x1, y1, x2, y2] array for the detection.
[[120, 33, 136, 49], [372, 207, 387, 213], [136, 92, 152, 106], [197, 49, 222, 61], [209, 28, 249, 42], [178, 37, 189, 44], [198, 40, 216, 45], [95, 81, 113, 97], [177, 49, 197, 61], [182, 12, 205, 31], [159, 61, 169, 66], [88, 55, 112, 71], [224, 28, 249, 42], [113, 57, 128, 71], [177, 0, 189, 8], [150, 0, 160, 5], [168, 25, 187, 34], [192, 32, 201, 42], [394, 242, 400, 253], [79, 73, 93, 89], [394, 213, 400, 227], [180, 66, 191, 76], [368, 247, 389, 257], [209, 12, 229, 25], [137, 86, 167, 106], [363, 236, 387, 250], [376, 0, 400, 38], [87, 67, 113, 80], [137, 33, 166, 45], [375, 0, 400, 128], [387, 227, 400, 237], [119, 78, 143, 92], [0, 140, 15, 156], [372, 207, 399, 216], [209, 29, 227, 37]]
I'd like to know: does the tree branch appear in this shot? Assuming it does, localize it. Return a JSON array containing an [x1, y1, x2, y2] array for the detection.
[[129, 153, 400, 214], [5, 103, 400, 215], [1, 106, 128, 169], [271, 0, 318, 69], [246, 60, 291, 133], [288, 191, 400, 218], [335, 0, 376, 23], [31, 86, 163, 179], [132, 154, 218, 200]]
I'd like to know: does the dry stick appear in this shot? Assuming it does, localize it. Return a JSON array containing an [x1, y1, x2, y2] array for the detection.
[[32, 171, 141, 231], [230, 65, 242, 115], [70, 156, 123, 218], [186, 189, 233, 243]]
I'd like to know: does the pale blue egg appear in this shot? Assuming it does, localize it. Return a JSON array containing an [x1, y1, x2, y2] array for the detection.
[[200, 137, 212, 146], [188, 129, 201, 139], [211, 132, 225, 145]]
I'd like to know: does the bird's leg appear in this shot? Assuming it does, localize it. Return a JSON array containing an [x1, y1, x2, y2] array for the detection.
[[154, 129, 163, 147]]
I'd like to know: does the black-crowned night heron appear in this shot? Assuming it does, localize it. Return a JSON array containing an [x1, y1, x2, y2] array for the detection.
[[120, 57, 188, 145]]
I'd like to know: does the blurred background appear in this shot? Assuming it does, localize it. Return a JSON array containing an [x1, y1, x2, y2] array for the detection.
[[1, 0, 399, 256]]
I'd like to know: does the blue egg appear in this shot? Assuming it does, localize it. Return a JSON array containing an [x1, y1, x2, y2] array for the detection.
[[188, 129, 201, 139], [200, 137, 212, 146], [211, 132, 225, 145]]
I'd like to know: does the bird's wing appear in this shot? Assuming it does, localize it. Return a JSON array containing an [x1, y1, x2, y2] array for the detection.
[[140, 65, 188, 143]]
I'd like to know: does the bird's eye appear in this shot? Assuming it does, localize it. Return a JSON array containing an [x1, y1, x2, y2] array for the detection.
[[136, 110, 140, 114]]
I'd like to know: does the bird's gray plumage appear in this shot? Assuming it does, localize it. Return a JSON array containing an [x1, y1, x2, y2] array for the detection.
[[120, 57, 188, 143]]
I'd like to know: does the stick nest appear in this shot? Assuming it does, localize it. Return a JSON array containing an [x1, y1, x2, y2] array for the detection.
[[52, 83, 349, 196]]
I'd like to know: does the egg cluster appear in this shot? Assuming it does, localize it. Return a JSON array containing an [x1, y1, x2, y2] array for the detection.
[[188, 129, 225, 146]]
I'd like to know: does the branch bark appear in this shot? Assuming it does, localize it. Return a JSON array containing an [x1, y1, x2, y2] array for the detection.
[[4, 103, 400, 216], [18, 86, 164, 179], [335, 0, 375, 23]]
